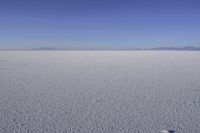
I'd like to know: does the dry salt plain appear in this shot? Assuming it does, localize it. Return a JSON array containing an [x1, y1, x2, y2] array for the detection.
[[0, 51, 200, 133]]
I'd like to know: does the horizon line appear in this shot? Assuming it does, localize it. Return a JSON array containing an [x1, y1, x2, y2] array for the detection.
[[0, 46, 200, 51]]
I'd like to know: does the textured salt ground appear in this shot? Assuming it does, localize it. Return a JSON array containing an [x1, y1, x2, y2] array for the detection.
[[0, 51, 200, 133]]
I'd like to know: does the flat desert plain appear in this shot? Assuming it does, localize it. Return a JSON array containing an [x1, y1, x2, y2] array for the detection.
[[0, 51, 200, 133]]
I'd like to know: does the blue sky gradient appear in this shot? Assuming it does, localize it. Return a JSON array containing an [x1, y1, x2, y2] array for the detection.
[[0, 0, 200, 49]]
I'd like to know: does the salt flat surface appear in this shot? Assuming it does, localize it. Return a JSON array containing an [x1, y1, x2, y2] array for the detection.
[[0, 51, 200, 133]]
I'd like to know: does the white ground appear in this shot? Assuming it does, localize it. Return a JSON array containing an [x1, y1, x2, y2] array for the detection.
[[0, 51, 200, 133]]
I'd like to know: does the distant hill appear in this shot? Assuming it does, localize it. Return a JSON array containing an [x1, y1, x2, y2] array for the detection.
[[32, 46, 200, 51], [150, 46, 200, 51], [33, 47, 57, 50]]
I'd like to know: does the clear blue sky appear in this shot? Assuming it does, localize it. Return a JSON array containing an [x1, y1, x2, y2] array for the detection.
[[0, 0, 200, 49]]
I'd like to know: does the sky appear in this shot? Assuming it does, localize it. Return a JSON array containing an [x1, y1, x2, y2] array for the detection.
[[0, 0, 200, 49]]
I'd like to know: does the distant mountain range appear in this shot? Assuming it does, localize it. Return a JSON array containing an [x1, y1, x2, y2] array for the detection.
[[1, 46, 200, 51], [150, 46, 200, 51], [33, 47, 58, 50], [32, 46, 200, 51]]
